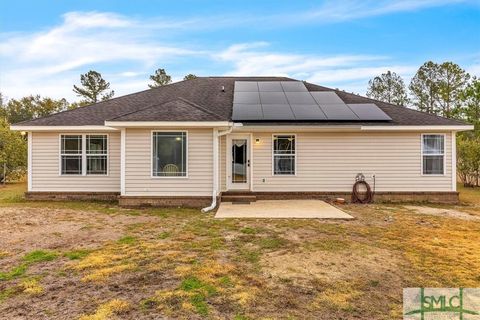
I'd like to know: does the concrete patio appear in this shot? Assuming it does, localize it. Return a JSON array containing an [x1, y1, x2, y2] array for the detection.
[[215, 200, 354, 219]]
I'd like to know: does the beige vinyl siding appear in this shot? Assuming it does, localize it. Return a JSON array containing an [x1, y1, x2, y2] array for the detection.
[[31, 132, 120, 192], [124, 128, 213, 196], [249, 131, 452, 192]]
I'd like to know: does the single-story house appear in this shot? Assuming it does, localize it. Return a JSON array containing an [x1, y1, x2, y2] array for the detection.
[[11, 77, 473, 209]]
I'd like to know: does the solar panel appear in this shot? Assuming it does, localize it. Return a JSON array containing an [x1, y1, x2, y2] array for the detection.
[[233, 91, 260, 104], [262, 104, 294, 120], [258, 81, 283, 92], [281, 81, 308, 92], [290, 104, 327, 120], [319, 104, 360, 120], [232, 81, 392, 122], [259, 92, 289, 104], [311, 92, 344, 104], [347, 104, 392, 120], [285, 92, 317, 104], [234, 81, 258, 92], [232, 104, 263, 120]]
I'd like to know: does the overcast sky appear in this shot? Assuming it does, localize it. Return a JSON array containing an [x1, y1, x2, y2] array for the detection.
[[1, 0, 479, 101]]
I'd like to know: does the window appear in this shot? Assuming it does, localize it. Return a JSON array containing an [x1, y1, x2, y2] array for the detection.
[[422, 134, 445, 175], [152, 132, 187, 177], [86, 135, 108, 175], [60, 134, 108, 175], [273, 135, 295, 175], [61, 135, 82, 175]]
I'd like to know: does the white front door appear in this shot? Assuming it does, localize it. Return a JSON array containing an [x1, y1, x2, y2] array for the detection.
[[227, 135, 250, 190]]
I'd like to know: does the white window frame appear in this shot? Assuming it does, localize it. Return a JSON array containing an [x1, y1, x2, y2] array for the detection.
[[59, 133, 109, 176], [272, 134, 297, 176], [151, 130, 188, 179], [86, 134, 109, 176], [421, 133, 446, 176]]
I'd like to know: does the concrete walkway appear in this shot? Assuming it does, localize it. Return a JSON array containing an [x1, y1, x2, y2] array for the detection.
[[215, 200, 354, 219]]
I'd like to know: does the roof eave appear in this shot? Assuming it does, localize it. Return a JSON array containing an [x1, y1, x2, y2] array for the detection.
[[103, 121, 233, 128], [10, 125, 118, 132], [360, 125, 474, 132]]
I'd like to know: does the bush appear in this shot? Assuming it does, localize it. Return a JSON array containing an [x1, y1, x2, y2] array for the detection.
[[457, 134, 480, 187]]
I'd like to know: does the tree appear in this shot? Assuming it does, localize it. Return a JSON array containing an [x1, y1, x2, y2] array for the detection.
[[183, 74, 197, 81], [73, 70, 114, 104], [459, 77, 480, 133], [149, 68, 172, 88], [0, 118, 27, 182], [409, 61, 469, 117], [436, 62, 470, 118], [0, 95, 69, 124], [366, 71, 409, 106], [457, 135, 480, 187], [409, 61, 441, 114]]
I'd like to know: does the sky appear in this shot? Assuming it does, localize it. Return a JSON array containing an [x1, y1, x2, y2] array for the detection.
[[0, 0, 479, 102]]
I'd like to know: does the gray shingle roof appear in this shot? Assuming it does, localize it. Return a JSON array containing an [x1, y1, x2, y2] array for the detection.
[[15, 76, 466, 126]]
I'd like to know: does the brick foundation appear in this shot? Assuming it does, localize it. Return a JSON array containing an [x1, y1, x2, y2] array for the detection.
[[223, 191, 459, 204], [25, 192, 119, 202], [24, 190, 459, 206], [119, 196, 212, 208]]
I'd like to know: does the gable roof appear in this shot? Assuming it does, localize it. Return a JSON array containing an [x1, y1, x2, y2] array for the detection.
[[14, 76, 467, 127]]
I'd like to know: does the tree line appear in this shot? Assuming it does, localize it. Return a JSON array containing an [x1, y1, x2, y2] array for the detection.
[[365, 61, 480, 187]]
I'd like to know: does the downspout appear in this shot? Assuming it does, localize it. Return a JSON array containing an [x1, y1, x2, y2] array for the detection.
[[202, 126, 233, 213]]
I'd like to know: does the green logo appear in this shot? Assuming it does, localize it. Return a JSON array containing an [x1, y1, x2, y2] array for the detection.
[[404, 288, 480, 320]]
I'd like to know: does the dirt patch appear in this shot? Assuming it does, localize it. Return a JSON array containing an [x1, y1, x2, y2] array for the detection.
[[0, 207, 157, 252], [404, 205, 480, 221], [261, 246, 402, 285]]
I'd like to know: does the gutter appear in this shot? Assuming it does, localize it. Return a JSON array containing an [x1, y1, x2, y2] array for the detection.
[[201, 126, 233, 213]]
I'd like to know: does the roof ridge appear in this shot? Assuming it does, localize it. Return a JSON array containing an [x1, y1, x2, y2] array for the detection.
[[176, 97, 224, 120]]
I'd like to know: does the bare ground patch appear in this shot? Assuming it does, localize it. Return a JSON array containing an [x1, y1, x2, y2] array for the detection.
[[0, 207, 158, 252], [403, 205, 480, 221]]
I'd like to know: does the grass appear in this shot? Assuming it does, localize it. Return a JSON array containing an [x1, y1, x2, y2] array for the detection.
[[1, 182, 480, 319], [117, 236, 137, 245], [22, 250, 57, 263], [0, 250, 57, 281], [64, 249, 91, 260]]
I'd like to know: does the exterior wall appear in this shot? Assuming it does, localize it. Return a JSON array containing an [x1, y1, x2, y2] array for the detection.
[[124, 128, 213, 196], [30, 132, 121, 192], [221, 131, 453, 193]]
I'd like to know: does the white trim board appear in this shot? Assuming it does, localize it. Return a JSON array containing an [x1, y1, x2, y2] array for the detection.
[[27, 132, 32, 192]]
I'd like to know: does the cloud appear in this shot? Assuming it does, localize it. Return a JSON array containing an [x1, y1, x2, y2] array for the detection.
[[286, 0, 471, 23], [215, 42, 417, 93], [0, 11, 204, 100]]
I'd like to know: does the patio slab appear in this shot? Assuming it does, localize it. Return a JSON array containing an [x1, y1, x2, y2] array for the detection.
[[215, 200, 354, 219]]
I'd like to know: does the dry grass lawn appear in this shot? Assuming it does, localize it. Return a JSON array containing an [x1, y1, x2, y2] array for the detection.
[[1, 183, 480, 319]]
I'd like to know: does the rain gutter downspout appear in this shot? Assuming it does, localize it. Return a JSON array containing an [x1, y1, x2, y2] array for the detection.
[[201, 125, 234, 213]]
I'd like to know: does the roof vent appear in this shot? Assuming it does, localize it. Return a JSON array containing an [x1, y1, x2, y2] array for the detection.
[[221, 86, 225, 92]]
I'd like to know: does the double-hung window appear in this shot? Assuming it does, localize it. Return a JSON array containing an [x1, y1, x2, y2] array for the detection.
[[61, 135, 83, 175], [422, 134, 445, 175], [152, 131, 187, 177], [60, 134, 108, 175], [86, 135, 108, 175], [273, 135, 296, 175]]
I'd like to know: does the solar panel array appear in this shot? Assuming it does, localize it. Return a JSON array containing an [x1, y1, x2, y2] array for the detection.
[[232, 81, 392, 121]]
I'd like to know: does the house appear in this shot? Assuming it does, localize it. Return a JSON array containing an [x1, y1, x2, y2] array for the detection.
[[11, 77, 473, 210]]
